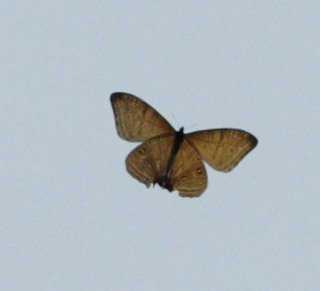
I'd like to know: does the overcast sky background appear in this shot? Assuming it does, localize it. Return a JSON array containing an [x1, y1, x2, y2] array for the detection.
[[1, 1, 319, 291]]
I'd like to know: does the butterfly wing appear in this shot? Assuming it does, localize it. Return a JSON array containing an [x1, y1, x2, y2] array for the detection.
[[111, 93, 175, 142], [169, 140, 207, 197], [126, 134, 175, 187], [186, 129, 257, 172]]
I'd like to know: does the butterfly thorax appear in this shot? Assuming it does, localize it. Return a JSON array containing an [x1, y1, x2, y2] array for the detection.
[[154, 127, 185, 191]]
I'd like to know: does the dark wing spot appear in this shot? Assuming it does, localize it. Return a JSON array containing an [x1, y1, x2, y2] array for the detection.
[[196, 168, 203, 175], [139, 148, 146, 155]]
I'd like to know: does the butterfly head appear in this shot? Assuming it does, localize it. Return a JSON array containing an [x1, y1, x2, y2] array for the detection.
[[176, 127, 185, 140]]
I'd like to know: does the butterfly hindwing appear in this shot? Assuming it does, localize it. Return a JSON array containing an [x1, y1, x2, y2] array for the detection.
[[126, 134, 176, 188], [111, 93, 175, 142], [186, 129, 258, 172], [170, 140, 207, 197]]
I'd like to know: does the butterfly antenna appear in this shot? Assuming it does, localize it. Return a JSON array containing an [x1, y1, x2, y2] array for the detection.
[[185, 123, 198, 131], [170, 113, 198, 132], [170, 113, 181, 130]]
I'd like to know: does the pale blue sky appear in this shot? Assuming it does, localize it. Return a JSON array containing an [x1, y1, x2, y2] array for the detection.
[[1, 1, 319, 290]]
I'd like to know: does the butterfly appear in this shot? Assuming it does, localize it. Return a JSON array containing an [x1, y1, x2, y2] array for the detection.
[[111, 92, 258, 198]]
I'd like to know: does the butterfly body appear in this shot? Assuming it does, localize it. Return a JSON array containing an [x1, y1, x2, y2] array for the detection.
[[111, 93, 257, 198], [152, 127, 187, 192]]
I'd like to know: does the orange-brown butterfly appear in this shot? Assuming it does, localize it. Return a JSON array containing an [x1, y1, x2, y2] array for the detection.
[[111, 92, 258, 198]]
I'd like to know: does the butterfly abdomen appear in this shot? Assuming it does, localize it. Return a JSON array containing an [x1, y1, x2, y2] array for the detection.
[[153, 127, 186, 191]]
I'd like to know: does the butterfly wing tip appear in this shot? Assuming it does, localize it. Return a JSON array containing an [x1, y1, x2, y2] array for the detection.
[[110, 93, 117, 101], [110, 92, 126, 102], [251, 135, 258, 147]]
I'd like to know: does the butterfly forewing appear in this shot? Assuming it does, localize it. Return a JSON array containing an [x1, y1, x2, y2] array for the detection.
[[170, 140, 207, 197], [111, 93, 175, 142], [126, 134, 176, 188], [186, 129, 258, 172]]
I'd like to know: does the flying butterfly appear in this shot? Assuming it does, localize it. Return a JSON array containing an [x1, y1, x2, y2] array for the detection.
[[111, 92, 258, 198]]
